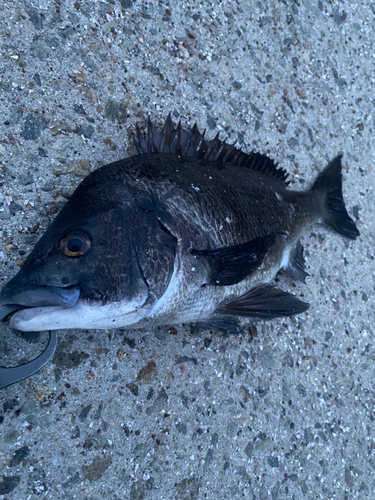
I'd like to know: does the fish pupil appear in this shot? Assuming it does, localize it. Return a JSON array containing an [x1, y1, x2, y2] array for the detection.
[[67, 238, 83, 253]]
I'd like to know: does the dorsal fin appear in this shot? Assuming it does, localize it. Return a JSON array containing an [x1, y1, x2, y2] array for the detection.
[[134, 114, 289, 185]]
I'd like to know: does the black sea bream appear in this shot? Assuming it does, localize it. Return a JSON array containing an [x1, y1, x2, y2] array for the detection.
[[0, 115, 359, 334]]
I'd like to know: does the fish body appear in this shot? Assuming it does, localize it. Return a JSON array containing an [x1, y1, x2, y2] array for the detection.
[[0, 115, 359, 333]]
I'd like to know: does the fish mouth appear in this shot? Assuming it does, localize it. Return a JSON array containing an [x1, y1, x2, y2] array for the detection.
[[0, 284, 80, 323]]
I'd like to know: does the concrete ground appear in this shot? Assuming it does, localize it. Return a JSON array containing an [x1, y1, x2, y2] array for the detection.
[[0, 0, 374, 498]]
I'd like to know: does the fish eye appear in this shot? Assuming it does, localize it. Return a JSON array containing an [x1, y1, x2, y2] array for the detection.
[[59, 231, 91, 257]]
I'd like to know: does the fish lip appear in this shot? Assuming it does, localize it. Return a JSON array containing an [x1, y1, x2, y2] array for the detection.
[[9, 305, 67, 331], [0, 284, 80, 321]]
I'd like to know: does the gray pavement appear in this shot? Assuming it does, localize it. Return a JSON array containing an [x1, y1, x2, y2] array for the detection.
[[0, 0, 374, 498]]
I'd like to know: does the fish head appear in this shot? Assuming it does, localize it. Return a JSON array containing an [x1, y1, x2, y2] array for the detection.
[[0, 173, 177, 331]]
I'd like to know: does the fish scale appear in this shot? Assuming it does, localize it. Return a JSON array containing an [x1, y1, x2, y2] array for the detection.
[[127, 153, 313, 248]]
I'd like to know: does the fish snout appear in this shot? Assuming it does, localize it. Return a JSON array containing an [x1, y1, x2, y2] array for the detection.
[[0, 284, 80, 321]]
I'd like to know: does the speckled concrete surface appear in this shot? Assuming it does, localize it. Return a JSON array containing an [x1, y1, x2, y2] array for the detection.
[[0, 1, 374, 499]]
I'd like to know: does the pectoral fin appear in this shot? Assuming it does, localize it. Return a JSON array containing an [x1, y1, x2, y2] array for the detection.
[[285, 240, 309, 283], [192, 233, 276, 286], [215, 284, 309, 319]]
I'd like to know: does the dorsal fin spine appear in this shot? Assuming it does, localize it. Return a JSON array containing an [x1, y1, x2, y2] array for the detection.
[[195, 129, 206, 157], [213, 138, 227, 162], [222, 143, 236, 163]]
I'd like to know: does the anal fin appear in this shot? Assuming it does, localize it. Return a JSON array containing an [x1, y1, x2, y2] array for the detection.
[[192, 233, 276, 286], [285, 240, 309, 283], [194, 315, 243, 335], [215, 284, 309, 320]]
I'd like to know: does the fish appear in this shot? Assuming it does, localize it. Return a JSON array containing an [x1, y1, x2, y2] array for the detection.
[[0, 114, 359, 335]]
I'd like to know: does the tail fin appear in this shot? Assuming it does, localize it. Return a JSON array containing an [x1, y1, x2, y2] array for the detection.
[[311, 154, 359, 240]]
